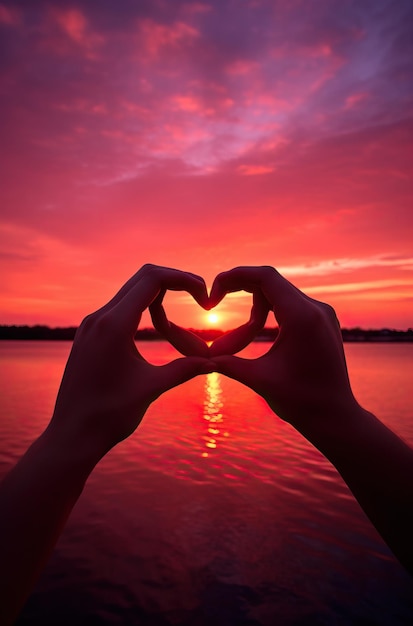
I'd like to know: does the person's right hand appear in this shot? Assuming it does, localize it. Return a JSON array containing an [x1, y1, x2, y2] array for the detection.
[[208, 266, 360, 434], [210, 267, 413, 577]]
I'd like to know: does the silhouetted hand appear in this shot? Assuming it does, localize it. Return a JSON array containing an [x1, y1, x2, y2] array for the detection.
[[49, 264, 213, 459], [208, 266, 357, 430], [0, 264, 214, 626], [209, 266, 413, 575]]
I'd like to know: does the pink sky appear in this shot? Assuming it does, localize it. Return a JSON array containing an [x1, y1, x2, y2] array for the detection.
[[0, 0, 412, 330]]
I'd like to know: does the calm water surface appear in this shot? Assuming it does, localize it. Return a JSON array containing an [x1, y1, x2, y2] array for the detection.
[[1, 341, 412, 625]]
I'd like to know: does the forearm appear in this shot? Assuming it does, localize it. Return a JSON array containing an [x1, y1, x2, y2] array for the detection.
[[0, 264, 210, 625], [0, 426, 101, 625], [298, 406, 413, 574]]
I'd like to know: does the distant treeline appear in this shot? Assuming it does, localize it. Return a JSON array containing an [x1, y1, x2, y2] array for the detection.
[[341, 328, 413, 342], [1, 325, 412, 342]]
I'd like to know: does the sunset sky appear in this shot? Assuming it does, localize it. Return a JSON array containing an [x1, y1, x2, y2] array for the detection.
[[1, 0, 412, 331]]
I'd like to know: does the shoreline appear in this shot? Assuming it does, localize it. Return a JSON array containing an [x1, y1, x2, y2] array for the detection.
[[1, 326, 412, 343]]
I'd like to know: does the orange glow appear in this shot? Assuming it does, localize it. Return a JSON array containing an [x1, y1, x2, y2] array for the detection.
[[0, 3, 412, 330], [202, 372, 224, 457], [206, 312, 220, 326]]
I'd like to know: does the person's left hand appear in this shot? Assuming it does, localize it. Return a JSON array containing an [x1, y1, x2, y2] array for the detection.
[[47, 264, 213, 462]]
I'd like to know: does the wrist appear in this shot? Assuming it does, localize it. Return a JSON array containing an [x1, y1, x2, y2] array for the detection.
[[39, 419, 108, 484], [294, 398, 372, 454]]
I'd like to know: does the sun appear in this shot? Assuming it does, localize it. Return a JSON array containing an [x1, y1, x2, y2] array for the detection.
[[206, 312, 219, 326]]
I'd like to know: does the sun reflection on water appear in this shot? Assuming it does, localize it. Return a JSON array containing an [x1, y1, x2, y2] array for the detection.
[[202, 372, 229, 457]]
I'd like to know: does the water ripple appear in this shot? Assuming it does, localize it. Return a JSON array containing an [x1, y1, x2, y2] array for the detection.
[[2, 341, 413, 625]]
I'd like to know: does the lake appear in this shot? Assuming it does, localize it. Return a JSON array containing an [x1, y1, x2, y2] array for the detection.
[[1, 341, 413, 625]]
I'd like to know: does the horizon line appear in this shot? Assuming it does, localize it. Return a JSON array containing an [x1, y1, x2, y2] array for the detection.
[[1, 324, 412, 333]]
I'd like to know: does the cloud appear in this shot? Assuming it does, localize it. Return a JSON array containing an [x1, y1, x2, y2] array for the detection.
[[238, 164, 275, 176], [0, 0, 412, 327], [305, 278, 413, 296], [279, 255, 413, 278], [138, 18, 199, 58], [0, 3, 20, 26]]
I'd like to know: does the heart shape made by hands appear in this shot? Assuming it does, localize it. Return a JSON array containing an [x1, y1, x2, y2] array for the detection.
[[149, 287, 271, 359]]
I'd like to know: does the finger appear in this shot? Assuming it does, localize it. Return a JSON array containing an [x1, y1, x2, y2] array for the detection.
[[209, 290, 270, 356], [209, 326, 253, 357], [97, 264, 156, 313], [102, 264, 208, 314], [210, 266, 304, 325], [111, 266, 209, 334], [252, 288, 272, 322], [165, 323, 210, 357], [157, 320, 210, 357], [210, 355, 259, 391], [156, 356, 215, 393], [150, 292, 210, 357], [149, 290, 169, 333]]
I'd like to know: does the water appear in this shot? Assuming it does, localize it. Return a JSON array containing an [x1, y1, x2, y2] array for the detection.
[[1, 341, 412, 625]]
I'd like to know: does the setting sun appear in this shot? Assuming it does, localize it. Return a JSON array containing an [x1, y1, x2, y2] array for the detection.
[[206, 312, 219, 326]]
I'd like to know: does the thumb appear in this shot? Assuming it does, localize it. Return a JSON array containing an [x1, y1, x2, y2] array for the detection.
[[211, 355, 257, 391], [157, 356, 215, 392]]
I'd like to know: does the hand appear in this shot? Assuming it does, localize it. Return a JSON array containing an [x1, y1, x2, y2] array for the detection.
[[207, 266, 359, 432], [149, 287, 270, 357], [47, 264, 213, 461], [0, 264, 214, 625], [210, 267, 413, 576]]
